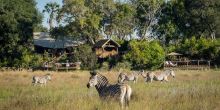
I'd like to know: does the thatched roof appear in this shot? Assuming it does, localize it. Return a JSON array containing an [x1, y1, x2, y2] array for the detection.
[[33, 32, 83, 49], [94, 39, 120, 48], [167, 52, 183, 56]]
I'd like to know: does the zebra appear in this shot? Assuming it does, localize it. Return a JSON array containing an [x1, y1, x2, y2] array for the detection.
[[87, 71, 132, 108], [118, 71, 140, 83], [32, 73, 51, 86], [141, 69, 175, 83]]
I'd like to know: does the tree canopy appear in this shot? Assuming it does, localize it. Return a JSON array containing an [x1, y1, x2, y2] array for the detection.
[[0, 0, 42, 67], [0, 0, 220, 69]]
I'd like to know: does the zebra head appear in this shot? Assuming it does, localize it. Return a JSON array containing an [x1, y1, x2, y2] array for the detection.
[[87, 71, 98, 88], [140, 70, 147, 78], [118, 72, 126, 83], [45, 74, 51, 80]]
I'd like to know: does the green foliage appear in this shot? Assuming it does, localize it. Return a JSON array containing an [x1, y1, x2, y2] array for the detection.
[[100, 62, 110, 70], [156, 0, 220, 41], [124, 40, 165, 70], [134, 0, 163, 39], [109, 3, 135, 39], [177, 37, 219, 59], [29, 54, 44, 68], [69, 44, 97, 70], [114, 61, 131, 71], [0, 0, 42, 68], [34, 24, 48, 32]]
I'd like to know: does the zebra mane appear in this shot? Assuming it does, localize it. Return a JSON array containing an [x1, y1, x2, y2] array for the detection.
[[96, 73, 109, 87]]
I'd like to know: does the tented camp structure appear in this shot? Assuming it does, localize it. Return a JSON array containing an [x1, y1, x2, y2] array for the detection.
[[33, 32, 83, 54], [93, 39, 120, 58]]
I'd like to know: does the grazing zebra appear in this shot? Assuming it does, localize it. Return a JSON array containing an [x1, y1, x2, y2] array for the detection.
[[141, 69, 175, 83], [87, 71, 132, 108], [32, 74, 51, 86], [118, 71, 140, 83]]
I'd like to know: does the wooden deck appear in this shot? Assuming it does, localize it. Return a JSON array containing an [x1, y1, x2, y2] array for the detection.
[[42, 62, 81, 71], [164, 60, 211, 70]]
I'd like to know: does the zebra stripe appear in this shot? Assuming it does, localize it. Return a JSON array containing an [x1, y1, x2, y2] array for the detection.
[[141, 69, 175, 82], [32, 74, 51, 86], [87, 71, 132, 108], [118, 71, 139, 83]]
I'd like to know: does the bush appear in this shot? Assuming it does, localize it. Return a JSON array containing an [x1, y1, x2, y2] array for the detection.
[[69, 44, 98, 70], [0, 47, 45, 69], [114, 61, 131, 71], [29, 54, 44, 68], [124, 40, 165, 70], [178, 36, 219, 60], [100, 62, 110, 70]]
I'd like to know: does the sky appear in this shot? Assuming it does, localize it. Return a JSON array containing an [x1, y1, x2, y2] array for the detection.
[[36, 0, 63, 29]]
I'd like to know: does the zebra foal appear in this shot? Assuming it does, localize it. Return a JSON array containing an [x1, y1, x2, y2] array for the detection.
[[32, 74, 51, 86], [87, 71, 132, 108]]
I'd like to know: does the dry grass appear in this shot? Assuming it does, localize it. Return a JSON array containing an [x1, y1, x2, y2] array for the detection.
[[0, 70, 220, 110]]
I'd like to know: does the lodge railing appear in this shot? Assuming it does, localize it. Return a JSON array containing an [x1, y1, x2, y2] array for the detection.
[[164, 60, 211, 70]]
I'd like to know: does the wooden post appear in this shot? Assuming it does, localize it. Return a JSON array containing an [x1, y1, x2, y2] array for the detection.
[[208, 61, 210, 70], [187, 61, 189, 70]]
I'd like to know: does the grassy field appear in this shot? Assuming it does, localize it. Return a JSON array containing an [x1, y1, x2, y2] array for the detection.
[[0, 70, 220, 110]]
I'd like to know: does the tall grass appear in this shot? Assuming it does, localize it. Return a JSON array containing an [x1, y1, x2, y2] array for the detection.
[[0, 70, 219, 110]]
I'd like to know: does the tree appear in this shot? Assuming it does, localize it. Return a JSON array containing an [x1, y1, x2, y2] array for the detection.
[[124, 40, 165, 69], [110, 3, 136, 40], [155, 0, 220, 42], [60, 0, 103, 44], [132, 0, 164, 39], [60, 0, 135, 43], [43, 2, 60, 30], [34, 24, 48, 32], [153, 1, 182, 46], [177, 37, 219, 60], [0, 0, 42, 68], [69, 44, 98, 70]]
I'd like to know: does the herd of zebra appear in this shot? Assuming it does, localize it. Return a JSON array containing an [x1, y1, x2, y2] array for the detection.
[[32, 69, 175, 109]]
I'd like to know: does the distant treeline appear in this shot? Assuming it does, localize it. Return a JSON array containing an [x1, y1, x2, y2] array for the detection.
[[0, 0, 220, 69]]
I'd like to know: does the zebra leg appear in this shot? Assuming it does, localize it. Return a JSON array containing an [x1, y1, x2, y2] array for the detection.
[[134, 77, 138, 83], [133, 78, 136, 83], [32, 82, 36, 86], [164, 77, 169, 82], [120, 87, 127, 109], [144, 78, 148, 83], [150, 78, 153, 83], [125, 85, 132, 107]]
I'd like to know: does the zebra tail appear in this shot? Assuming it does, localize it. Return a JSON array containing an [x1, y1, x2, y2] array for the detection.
[[32, 76, 37, 83]]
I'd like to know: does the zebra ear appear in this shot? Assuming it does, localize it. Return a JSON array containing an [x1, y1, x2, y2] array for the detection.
[[90, 71, 97, 76]]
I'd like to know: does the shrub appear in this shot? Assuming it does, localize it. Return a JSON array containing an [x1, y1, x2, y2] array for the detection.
[[124, 40, 165, 70], [114, 61, 131, 71], [178, 36, 219, 60], [100, 62, 110, 70], [69, 44, 98, 70]]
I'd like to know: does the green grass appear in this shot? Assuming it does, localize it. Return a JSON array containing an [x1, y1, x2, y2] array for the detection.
[[0, 70, 220, 110]]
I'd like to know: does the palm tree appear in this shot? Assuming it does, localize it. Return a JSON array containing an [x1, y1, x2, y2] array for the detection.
[[43, 2, 60, 30]]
